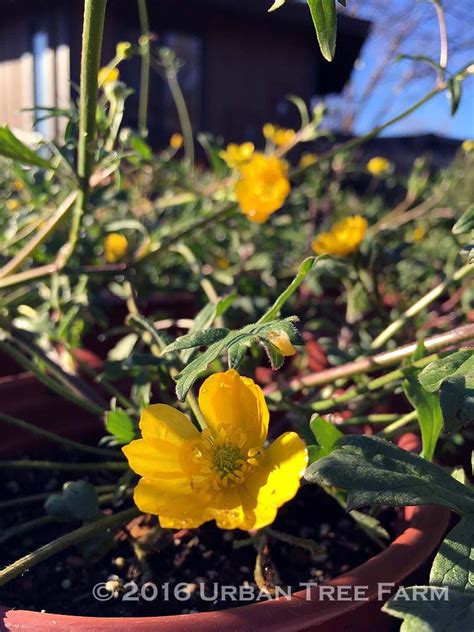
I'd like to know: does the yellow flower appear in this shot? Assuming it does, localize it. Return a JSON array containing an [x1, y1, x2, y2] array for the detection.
[[123, 370, 307, 529], [170, 133, 184, 150], [116, 41, 133, 60], [104, 233, 128, 263], [299, 153, 318, 169], [263, 123, 277, 141], [219, 142, 255, 169], [367, 157, 391, 176], [462, 140, 474, 153], [262, 123, 295, 147], [13, 179, 24, 191], [274, 128, 296, 147], [312, 215, 368, 257], [408, 225, 427, 242], [216, 257, 230, 270], [235, 153, 291, 223], [6, 199, 20, 212], [98, 66, 119, 86], [267, 330, 296, 356]]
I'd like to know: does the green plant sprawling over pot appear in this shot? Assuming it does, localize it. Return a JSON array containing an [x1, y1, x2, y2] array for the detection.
[[0, 0, 473, 629]]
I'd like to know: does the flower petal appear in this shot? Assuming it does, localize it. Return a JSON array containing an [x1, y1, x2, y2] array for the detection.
[[239, 432, 308, 529], [134, 478, 209, 529], [139, 404, 200, 443], [198, 369, 269, 449]]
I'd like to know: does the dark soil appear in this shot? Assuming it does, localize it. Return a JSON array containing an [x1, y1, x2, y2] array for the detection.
[[0, 451, 391, 617]]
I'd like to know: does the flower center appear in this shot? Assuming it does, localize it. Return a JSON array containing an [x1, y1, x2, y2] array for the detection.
[[190, 429, 260, 491], [213, 444, 243, 477]]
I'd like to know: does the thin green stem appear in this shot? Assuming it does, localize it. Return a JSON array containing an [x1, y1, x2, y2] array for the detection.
[[0, 341, 104, 417], [0, 460, 128, 472], [166, 70, 195, 169], [378, 411, 418, 438], [137, 0, 150, 137], [309, 355, 438, 413], [371, 263, 474, 349], [136, 203, 238, 264], [289, 323, 474, 393], [297, 63, 472, 173], [0, 506, 139, 587], [61, 0, 107, 268], [0, 413, 120, 459]]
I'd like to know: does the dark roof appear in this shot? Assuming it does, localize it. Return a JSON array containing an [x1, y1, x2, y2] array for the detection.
[[1, 0, 371, 94]]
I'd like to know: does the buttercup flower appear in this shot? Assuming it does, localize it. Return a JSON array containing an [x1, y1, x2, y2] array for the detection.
[[367, 157, 391, 176], [267, 330, 296, 356], [263, 123, 295, 147], [408, 225, 427, 242], [235, 153, 291, 223], [170, 133, 184, 150], [104, 233, 128, 263], [462, 140, 474, 153], [6, 199, 20, 212], [123, 369, 307, 529], [299, 153, 318, 169], [98, 66, 119, 86], [219, 142, 255, 169], [312, 215, 368, 257]]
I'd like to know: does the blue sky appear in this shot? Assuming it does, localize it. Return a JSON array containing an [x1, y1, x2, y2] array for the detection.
[[332, 0, 474, 139]]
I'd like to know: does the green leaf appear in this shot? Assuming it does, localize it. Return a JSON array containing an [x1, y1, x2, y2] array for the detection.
[[174, 316, 300, 400], [105, 408, 136, 445], [430, 517, 474, 592], [260, 340, 284, 370], [453, 205, 474, 235], [404, 371, 443, 461], [161, 328, 230, 354], [45, 481, 100, 522], [419, 351, 474, 393], [383, 588, 473, 631], [0, 125, 55, 169], [305, 435, 474, 515], [258, 257, 318, 324], [268, 0, 286, 11], [448, 77, 462, 116], [439, 376, 474, 433], [181, 294, 236, 363], [309, 415, 343, 461], [307, 0, 337, 62], [175, 338, 228, 401]]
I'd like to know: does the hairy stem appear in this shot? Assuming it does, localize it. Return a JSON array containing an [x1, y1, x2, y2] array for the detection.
[[0, 507, 139, 587]]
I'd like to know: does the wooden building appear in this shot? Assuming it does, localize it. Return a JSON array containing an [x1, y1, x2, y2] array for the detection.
[[0, 0, 370, 142]]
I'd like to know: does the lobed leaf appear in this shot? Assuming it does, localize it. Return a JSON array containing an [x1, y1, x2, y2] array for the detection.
[[430, 517, 474, 592], [305, 435, 474, 515], [383, 588, 473, 632]]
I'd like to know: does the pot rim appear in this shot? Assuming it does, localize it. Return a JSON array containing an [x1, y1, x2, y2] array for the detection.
[[0, 504, 449, 631]]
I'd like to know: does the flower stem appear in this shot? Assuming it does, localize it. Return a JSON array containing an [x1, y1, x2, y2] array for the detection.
[[289, 323, 474, 394], [377, 411, 418, 438], [371, 263, 474, 349], [137, 0, 150, 137], [0, 340, 104, 417], [0, 507, 139, 587], [0, 413, 120, 459], [60, 0, 107, 268], [0, 460, 128, 472]]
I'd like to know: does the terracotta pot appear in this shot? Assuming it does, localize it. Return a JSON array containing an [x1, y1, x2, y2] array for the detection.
[[0, 364, 450, 631]]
